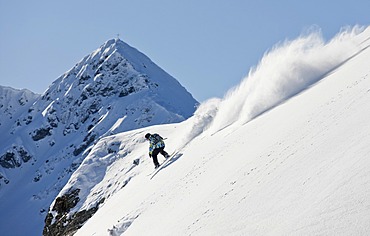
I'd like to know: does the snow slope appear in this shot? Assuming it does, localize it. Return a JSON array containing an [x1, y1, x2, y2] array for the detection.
[[62, 26, 370, 235]]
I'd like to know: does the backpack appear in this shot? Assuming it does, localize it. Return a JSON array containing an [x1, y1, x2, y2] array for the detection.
[[152, 134, 163, 144]]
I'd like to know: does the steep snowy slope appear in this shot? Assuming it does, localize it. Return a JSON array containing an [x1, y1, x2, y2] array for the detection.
[[0, 38, 197, 236], [68, 26, 370, 236]]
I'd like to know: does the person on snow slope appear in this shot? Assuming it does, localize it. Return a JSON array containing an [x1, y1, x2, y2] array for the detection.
[[145, 133, 170, 169]]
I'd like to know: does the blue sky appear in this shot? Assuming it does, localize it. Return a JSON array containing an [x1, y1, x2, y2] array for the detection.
[[0, 0, 369, 102]]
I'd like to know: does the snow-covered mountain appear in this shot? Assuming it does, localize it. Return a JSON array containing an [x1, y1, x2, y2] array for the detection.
[[0, 39, 197, 235], [43, 26, 370, 236]]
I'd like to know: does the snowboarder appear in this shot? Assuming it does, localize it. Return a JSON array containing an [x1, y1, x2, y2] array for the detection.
[[145, 133, 170, 169]]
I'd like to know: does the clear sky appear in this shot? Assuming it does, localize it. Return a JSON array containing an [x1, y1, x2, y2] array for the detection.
[[1, 0, 369, 102]]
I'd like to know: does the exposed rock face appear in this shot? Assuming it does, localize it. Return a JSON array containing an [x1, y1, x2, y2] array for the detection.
[[0, 146, 32, 168], [43, 188, 105, 236]]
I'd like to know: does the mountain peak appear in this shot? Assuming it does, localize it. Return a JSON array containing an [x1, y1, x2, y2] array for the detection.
[[95, 38, 159, 77], [0, 38, 197, 235]]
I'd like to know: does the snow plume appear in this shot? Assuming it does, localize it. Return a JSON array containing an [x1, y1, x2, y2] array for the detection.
[[180, 98, 221, 147], [209, 26, 366, 133]]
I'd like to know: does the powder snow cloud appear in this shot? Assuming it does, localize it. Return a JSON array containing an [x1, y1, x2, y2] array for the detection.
[[206, 26, 367, 134]]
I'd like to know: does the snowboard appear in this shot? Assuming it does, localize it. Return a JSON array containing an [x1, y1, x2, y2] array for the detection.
[[149, 150, 179, 179]]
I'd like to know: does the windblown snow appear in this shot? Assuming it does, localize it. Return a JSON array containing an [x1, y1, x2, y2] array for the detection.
[[209, 26, 367, 133], [68, 26, 370, 235]]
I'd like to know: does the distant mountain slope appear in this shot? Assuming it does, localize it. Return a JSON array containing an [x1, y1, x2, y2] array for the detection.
[[52, 27, 370, 236], [0, 86, 40, 185], [0, 86, 39, 133], [0, 39, 197, 236]]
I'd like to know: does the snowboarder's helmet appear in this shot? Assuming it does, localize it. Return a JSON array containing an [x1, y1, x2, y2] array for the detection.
[[145, 133, 151, 139]]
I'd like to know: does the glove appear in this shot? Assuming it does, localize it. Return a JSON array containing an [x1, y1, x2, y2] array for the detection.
[[149, 153, 152, 158]]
